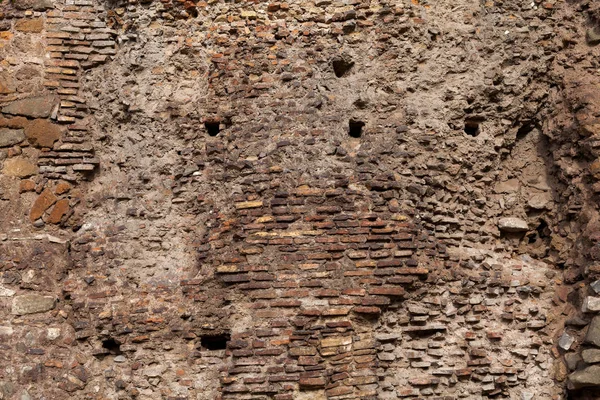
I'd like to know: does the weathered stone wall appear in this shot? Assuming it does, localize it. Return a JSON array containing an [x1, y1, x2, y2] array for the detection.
[[2, 0, 600, 398]]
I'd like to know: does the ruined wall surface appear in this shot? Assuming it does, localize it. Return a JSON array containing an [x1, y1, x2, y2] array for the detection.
[[3, 0, 600, 399]]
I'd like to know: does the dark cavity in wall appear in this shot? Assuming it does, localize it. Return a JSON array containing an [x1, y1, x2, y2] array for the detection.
[[205, 121, 220, 136], [464, 119, 481, 137], [349, 119, 365, 138], [332, 57, 354, 78], [102, 338, 122, 354], [516, 120, 535, 141], [187, 6, 198, 18], [200, 332, 230, 350]]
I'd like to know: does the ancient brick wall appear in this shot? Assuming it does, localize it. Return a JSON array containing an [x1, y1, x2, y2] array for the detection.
[[2, 0, 600, 399]]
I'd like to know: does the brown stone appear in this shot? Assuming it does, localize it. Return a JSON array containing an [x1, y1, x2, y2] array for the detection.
[[353, 306, 381, 314], [47, 199, 69, 224], [0, 116, 28, 129], [15, 18, 44, 33], [325, 386, 353, 397], [3, 157, 38, 178], [299, 377, 326, 387], [19, 179, 36, 192], [2, 96, 57, 118], [369, 286, 405, 296], [0, 78, 15, 94], [30, 188, 57, 222], [24, 119, 62, 148], [55, 181, 71, 195]]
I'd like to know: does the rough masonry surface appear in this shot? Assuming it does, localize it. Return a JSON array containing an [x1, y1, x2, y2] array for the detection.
[[2, 0, 600, 399]]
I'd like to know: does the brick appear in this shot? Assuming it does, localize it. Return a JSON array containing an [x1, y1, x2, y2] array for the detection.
[[353, 306, 381, 314], [47, 199, 70, 224], [236, 200, 263, 209], [361, 296, 390, 306], [326, 386, 353, 396], [29, 188, 57, 222], [299, 376, 326, 387], [369, 286, 405, 297], [321, 336, 352, 348]]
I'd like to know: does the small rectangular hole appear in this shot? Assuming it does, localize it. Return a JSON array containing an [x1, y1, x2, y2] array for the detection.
[[200, 333, 230, 350]]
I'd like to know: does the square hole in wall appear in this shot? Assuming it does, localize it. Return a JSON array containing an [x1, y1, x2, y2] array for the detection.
[[200, 332, 230, 350]]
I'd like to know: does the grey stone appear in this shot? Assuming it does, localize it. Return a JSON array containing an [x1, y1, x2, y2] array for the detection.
[[375, 333, 401, 342], [521, 392, 534, 400], [583, 296, 600, 313], [584, 316, 600, 347], [11, 294, 55, 315], [565, 352, 582, 371], [587, 27, 600, 45], [12, 0, 53, 10], [2, 96, 57, 118], [568, 365, 600, 389], [527, 193, 551, 210], [114, 355, 126, 363], [582, 348, 600, 364], [143, 365, 165, 377], [378, 352, 395, 361], [498, 217, 529, 232], [0, 129, 25, 148], [592, 280, 600, 295], [558, 332, 575, 351]]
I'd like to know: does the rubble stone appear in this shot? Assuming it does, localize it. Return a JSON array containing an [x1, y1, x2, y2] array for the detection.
[[498, 218, 529, 233], [11, 294, 55, 315], [2, 96, 57, 118], [0, 129, 25, 147]]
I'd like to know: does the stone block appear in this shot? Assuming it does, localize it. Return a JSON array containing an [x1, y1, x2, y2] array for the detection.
[[582, 348, 600, 364], [3, 157, 38, 178], [583, 296, 600, 313], [498, 217, 528, 232], [15, 19, 44, 33], [568, 365, 600, 389], [47, 199, 69, 224], [30, 188, 57, 222], [585, 316, 600, 347], [12, 0, 53, 10], [24, 119, 62, 148], [321, 336, 352, 348], [0, 128, 25, 147], [12, 294, 55, 315], [2, 96, 58, 118]]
